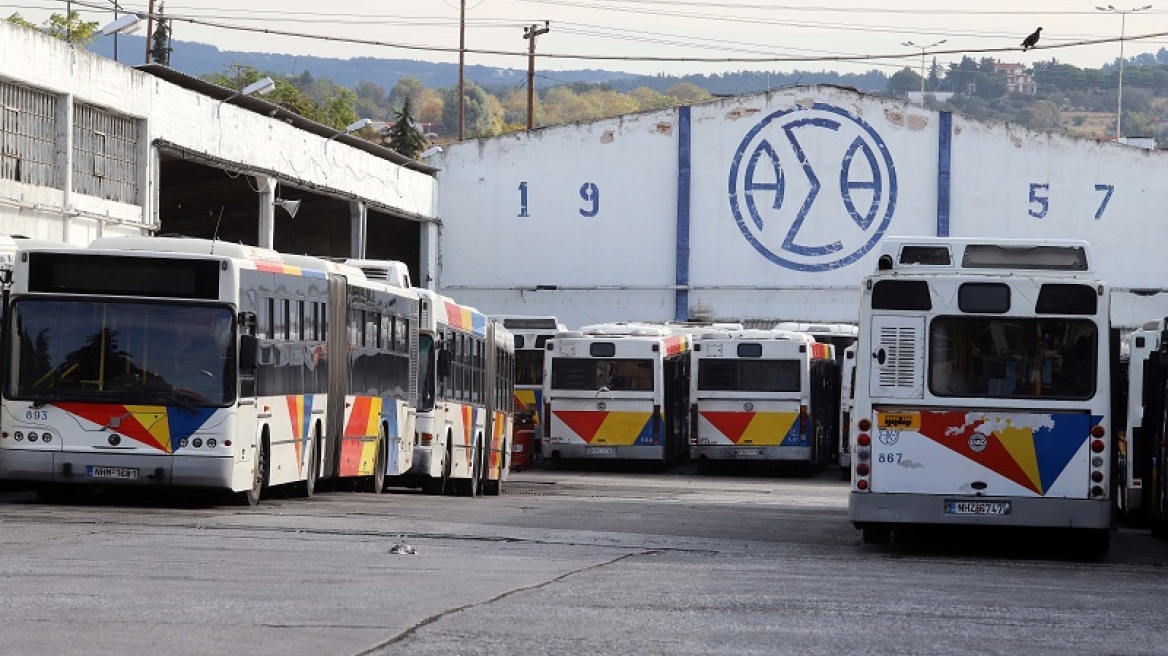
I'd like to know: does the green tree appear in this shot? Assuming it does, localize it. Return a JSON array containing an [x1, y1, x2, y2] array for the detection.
[[388, 77, 425, 113], [886, 67, 922, 95], [663, 82, 711, 105], [385, 97, 428, 159], [441, 81, 504, 138], [5, 13, 39, 30], [45, 10, 99, 44], [8, 10, 97, 44], [149, 2, 173, 66]]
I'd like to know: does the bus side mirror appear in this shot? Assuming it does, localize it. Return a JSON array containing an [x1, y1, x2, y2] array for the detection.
[[437, 348, 451, 378], [239, 334, 259, 370]]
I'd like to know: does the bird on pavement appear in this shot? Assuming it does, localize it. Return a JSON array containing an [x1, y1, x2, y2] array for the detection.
[[1021, 27, 1042, 52]]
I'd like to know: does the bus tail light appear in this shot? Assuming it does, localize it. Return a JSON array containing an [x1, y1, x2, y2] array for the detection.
[[1090, 440, 1105, 453], [543, 402, 551, 430], [652, 405, 662, 438], [1091, 425, 1105, 438], [858, 418, 872, 432], [856, 462, 870, 476], [857, 433, 871, 447], [419, 431, 434, 444], [856, 479, 868, 491], [799, 405, 809, 437]]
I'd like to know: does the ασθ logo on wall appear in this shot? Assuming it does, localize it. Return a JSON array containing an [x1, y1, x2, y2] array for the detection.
[[728, 103, 898, 272]]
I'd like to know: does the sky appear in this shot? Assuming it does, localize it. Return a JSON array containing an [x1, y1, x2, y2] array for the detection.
[[5, 0, 1168, 78]]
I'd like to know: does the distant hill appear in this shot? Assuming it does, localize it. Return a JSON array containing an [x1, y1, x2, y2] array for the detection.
[[87, 35, 888, 96]]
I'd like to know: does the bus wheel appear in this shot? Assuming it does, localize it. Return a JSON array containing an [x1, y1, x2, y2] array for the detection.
[[292, 431, 318, 499], [861, 525, 892, 545], [235, 438, 267, 507], [363, 430, 388, 494]]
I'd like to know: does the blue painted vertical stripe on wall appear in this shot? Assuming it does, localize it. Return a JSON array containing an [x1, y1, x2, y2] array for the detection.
[[675, 105, 691, 321], [937, 111, 952, 237]]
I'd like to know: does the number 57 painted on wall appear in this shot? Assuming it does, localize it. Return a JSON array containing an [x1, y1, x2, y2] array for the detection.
[[1028, 183, 1114, 220]]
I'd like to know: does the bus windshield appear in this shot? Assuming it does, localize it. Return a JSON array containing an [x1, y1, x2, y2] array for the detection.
[[515, 350, 544, 386], [7, 300, 235, 406], [928, 317, 1096, 399], [552, 358, 654, 391]]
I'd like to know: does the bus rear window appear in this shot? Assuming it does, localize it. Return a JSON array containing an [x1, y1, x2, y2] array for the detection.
[[1036, 284, 1098, 315], [698, 360, 800, 392], [872, 280, 931, 310], [929, 317, 1096, 399], [551, 358, 654, 391], [958, 283, 1011, 314]]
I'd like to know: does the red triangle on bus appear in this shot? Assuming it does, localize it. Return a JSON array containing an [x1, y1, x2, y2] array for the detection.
[[553, 410, 609, 444], [701, 411, 756, 445]]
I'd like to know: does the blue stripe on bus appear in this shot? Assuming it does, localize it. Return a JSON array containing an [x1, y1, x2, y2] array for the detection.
[[675, 105, 692, 321]]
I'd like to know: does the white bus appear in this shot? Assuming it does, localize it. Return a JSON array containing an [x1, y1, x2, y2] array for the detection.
[[837, 344, 858, 477], [850, 238, 1114, 554], [542, 323, 690, 465], [409, 290, 514, 496], [1, 237, 416, 504], [689, 329, 839, 471], [1119, 322, 1167, 532], [773, 322, 858, 363]]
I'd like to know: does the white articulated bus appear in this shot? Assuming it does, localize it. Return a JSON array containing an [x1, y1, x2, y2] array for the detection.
[[409, 289, 514, 496], [850, 238, 1114, 554], [1118, 323, 1159, 527], [1, 237, 423, 504], [689, 329, 839, 471], [542, 323, 691, 465], [837, 344, 858, 476]]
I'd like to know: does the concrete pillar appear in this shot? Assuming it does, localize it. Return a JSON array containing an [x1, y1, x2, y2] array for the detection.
[[57, 93, 73, 243], [349, 199, 367, 258], [255, 174, 275, 249], [419, 219, 439, 289]]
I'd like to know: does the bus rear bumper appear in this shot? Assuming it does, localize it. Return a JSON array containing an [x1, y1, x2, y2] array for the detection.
[[0, 450, 235, 488], [690, 445, 811, 461], [541, 443, 665, 460], [849, 493, 1113, 529]]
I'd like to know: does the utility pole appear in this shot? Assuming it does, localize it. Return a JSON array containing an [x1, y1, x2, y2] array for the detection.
[[458, 0, 465, 141], [145, 0, 155, 63], [523, 21, 550, 130]]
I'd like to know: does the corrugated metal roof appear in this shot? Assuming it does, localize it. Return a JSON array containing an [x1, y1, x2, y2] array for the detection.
[[135, 63, 438, 176]]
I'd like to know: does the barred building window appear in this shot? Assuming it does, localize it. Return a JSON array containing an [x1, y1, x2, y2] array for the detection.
[[0, 80, 59, 188], [73, 103, 138, 204]]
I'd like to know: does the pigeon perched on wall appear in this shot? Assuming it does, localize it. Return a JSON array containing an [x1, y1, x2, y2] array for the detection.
[[1021, 27, 1042, 52]]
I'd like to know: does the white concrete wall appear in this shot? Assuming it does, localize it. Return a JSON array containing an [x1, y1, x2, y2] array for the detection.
[[435, 85, 1168, 330], [0, 22, 435, 247]]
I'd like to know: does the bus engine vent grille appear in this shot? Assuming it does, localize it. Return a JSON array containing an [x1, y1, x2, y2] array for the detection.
[[878, 326, 918, 388]]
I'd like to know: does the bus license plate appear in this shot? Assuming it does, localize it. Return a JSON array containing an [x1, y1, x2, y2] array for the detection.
[[734, 448, 763, 457], [945, 500, 1010, 515], [87, 466, 139, 480], [587, 446, 616, 455]]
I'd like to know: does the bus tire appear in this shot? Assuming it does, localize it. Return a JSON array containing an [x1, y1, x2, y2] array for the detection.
[[861, 524, 892, 545], [363, 429, 388, 494], [291, 429, 319, 499], [235, 435, 267, 507]]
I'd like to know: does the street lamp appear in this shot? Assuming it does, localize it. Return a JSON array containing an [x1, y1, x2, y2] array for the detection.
[[1096, 4, 1153, 140], [903, 40, 947, 96]]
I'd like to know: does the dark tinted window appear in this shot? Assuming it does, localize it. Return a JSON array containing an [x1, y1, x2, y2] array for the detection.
[[589, 342, 616, 357], [737, 343, 763, 358], [871, 280, 931, 310], [1036, 284, 1098, 315], [958, 283, 1010, 313], [900, 246, 951, 265]]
